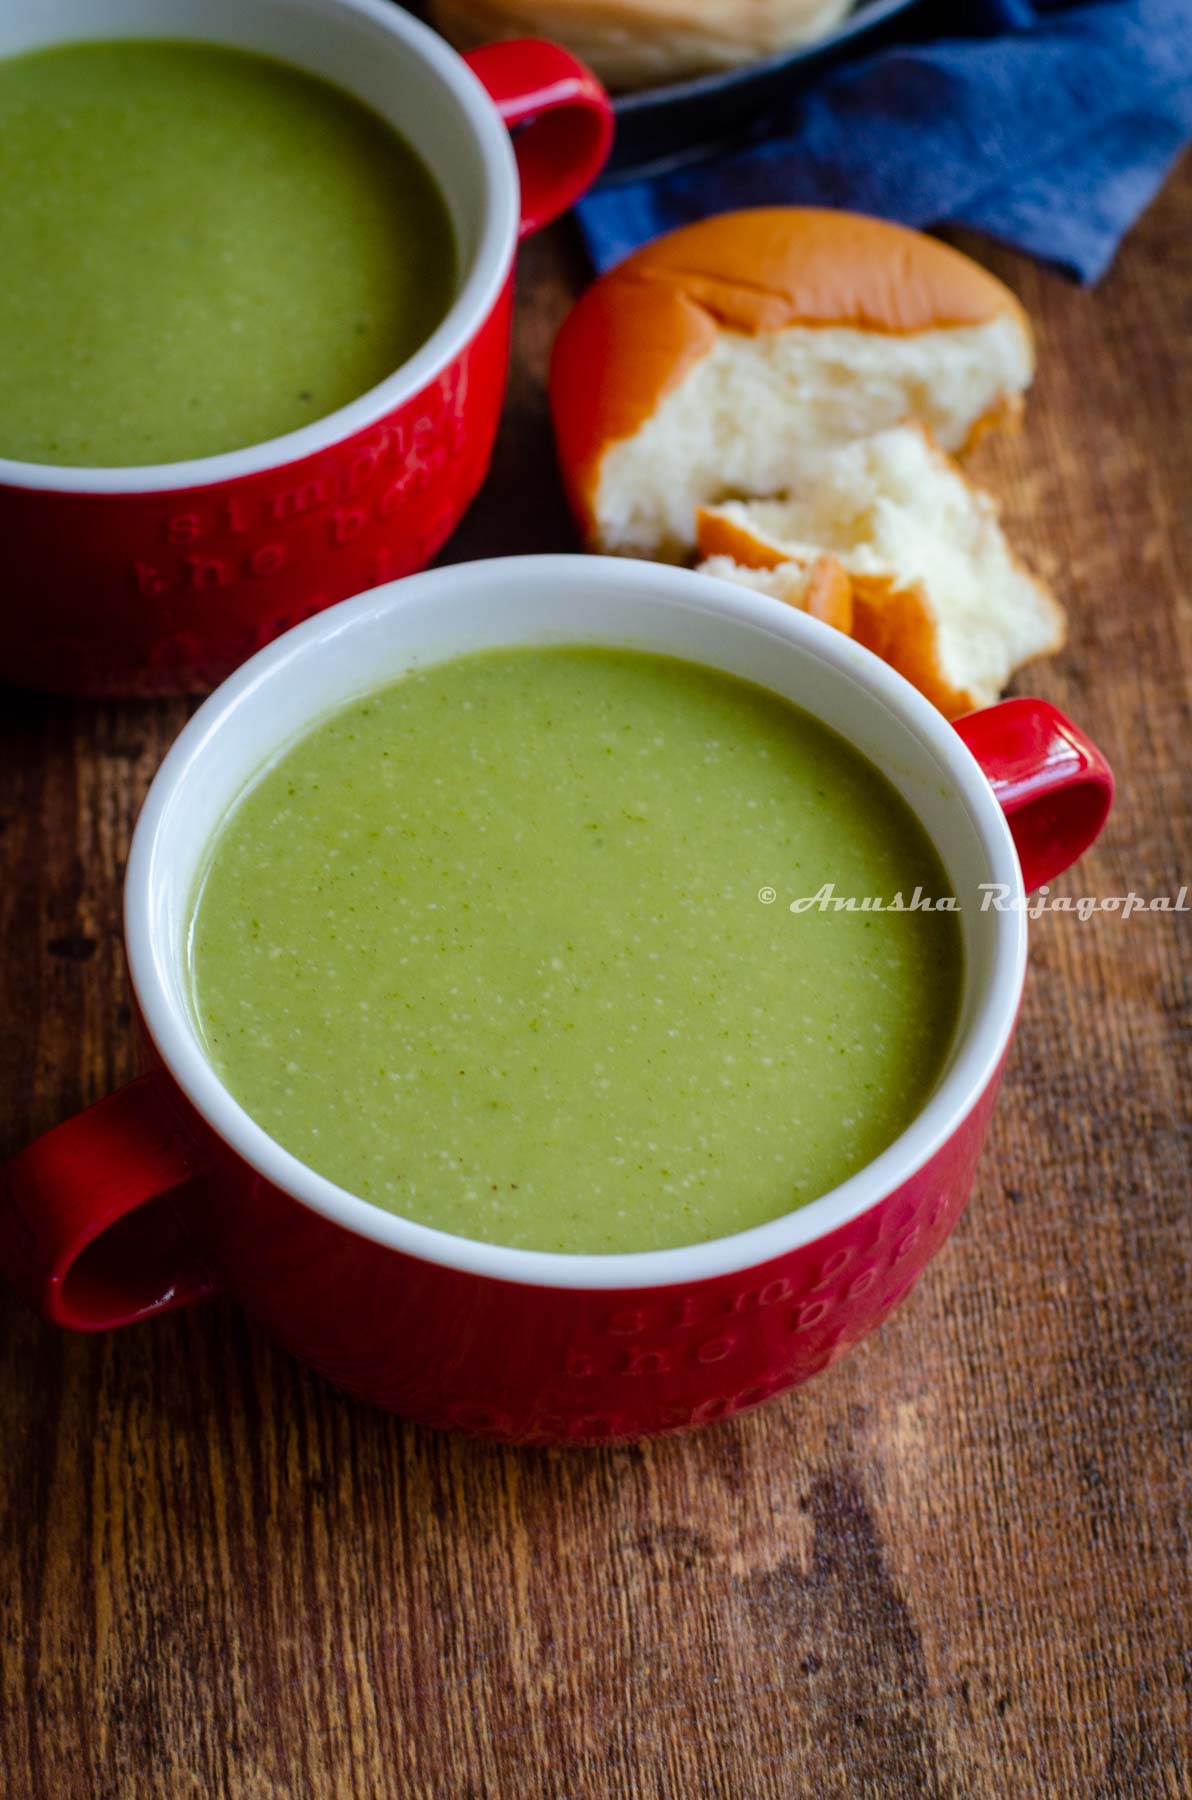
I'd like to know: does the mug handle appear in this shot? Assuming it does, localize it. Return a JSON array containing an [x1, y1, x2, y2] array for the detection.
[[463, 40, 613, 239], [0, 1076, 216, 1330], [954, 697, 1114, 890]]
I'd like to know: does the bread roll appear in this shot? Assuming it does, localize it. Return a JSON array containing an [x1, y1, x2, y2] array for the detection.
[[431, 1, 854, 92], [550, 209, 1035, 559], [696, 424, 1064, 717]]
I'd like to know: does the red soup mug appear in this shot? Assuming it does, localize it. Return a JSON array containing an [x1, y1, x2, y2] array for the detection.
[[0, 557, 1114, 1441], [0, 0, 611, 696]]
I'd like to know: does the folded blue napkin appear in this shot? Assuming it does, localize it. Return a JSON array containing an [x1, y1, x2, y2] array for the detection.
[[577, 0, 1192, 282]]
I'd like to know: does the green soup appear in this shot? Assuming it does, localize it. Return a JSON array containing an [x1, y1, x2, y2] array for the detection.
[[189, 648, 963, 1254], [0, 40, 455, 467]]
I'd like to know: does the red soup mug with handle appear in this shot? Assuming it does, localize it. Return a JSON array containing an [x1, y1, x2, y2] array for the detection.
[[0, 0, 611, 697], [0, 557, 1114, 1441]]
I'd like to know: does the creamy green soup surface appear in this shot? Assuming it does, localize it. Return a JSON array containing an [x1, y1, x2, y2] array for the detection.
[[189, 648, 962, 1254], [0, 40, 454, 466]]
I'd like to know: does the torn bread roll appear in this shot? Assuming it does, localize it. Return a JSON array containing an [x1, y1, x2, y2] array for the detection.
[[696, 424, 1065, 718], [696, 553, 854, 632], [429, 1, 854, 92], [550, 208, 1035, 559]]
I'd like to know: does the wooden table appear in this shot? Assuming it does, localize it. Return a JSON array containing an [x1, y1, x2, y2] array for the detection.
[[2, 160, 1188, 1800]]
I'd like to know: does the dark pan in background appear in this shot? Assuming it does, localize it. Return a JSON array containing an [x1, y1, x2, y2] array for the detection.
[[604, 0, 928, 178]]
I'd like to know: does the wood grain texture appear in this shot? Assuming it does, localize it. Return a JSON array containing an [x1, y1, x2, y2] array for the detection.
[[1, 165, 1189, 1800]]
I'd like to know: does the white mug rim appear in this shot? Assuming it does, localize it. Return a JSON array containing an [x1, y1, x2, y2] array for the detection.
[[125, 556, 1029, 1292], [0, 0, 520, 496]]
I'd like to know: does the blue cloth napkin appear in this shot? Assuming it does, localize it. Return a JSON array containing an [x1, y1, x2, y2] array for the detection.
[[577, 0, 1192, 282]]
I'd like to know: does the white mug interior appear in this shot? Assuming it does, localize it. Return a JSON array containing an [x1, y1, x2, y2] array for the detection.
[[0, 0, 518, 493], [126, 557, 1029, 1291]]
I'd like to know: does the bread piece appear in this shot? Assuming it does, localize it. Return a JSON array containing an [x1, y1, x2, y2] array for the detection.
[[697, 553, 854, 632], [431, 1, 853, 92], [696, 424, 1065, 717], [550, 209, 1034, 558]]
